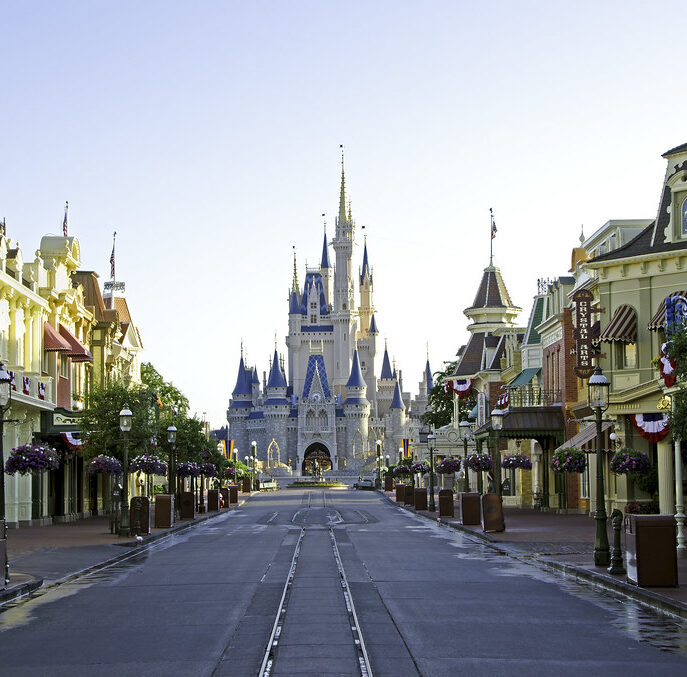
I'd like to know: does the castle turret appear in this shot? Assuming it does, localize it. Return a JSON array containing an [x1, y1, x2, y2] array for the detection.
[[358, 238, 373, 334], [227, 355, 253, 455], [344, 349, 370, 463], [377, 341, 396, 417], [321, 226, 332, 308]]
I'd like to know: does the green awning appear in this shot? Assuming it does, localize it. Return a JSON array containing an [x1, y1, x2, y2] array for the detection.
[[508, 367, 541, 388]]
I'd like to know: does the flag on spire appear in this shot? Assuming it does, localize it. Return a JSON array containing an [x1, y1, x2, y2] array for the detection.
[[490, 208, 497, 240], [62, 201, 69, 237], [110, 231, 116, 280]]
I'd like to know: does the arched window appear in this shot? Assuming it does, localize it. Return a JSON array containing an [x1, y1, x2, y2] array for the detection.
[[682, 196, 687, 237]]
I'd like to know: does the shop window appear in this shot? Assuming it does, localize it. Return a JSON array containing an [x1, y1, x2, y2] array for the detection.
[[60, 354, 70, 378], [616, 342, 637, 369]]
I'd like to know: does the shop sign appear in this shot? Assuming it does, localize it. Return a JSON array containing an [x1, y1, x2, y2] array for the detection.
[[572, 289, 595, 379]]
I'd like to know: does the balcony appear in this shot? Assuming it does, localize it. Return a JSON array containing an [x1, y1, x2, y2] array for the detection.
[[507, 386, 562, 408]]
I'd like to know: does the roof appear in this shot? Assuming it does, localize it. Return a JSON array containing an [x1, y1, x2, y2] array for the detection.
[[425, 360, 433, 390], [663, 141, 687, 157], [289, 290, 300, 314], [390, 380, 405, 410], [302, 354, 331, 399], [369, 314, 379, 334], [344, 397, 368, 406], [452, 333, 485, 377], [247, 411, 264, 420], [104, 295, 132, 322], [555, 421, 612, 451], [380, 347, 393, 379], [474, 407, 565, 438], [44, 322, 71, 352], [72, 271, 117, 324], [649, 291, 687, 331], [59, 325, 93, 362], [300, 271, 329, 316], [467, 265, 514, 309], [346, 350, 366, 388], [321, 231, 331, 268], [598, 305, 637, 343], [232, 357, 252, 396], [508, 367, 541, 387], [267, 350, 288, 389], [252, 366, 260, 384], [360, 241, 370, 284], [523, 296, 545, 345], [264, 397, 290, 406], [488, 335, 506, 370]]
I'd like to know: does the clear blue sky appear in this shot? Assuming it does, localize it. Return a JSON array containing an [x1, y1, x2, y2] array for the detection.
[[1, 1, 685, 427]]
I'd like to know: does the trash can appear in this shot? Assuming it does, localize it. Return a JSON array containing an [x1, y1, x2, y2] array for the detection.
[[154, 495, 174, 528], [395, 483, 406, 502], [130, 496, 151, 535], [414, 488, 428, 511], [207, 489, 219, 511], [404, 484, 415, 505], [625, 514, 678, 587], [439, 490, 454, 517], [180, 491, 195, 520], [242, 478, 251, 493], [229, 485, 239, 504], [480, 493, 505, 533], [384, 475, 394, 492], [459, 492, 481, 525], [220, 487, 229, 507]]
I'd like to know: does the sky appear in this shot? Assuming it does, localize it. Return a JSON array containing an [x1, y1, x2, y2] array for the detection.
[[2, 1, 686, 428]]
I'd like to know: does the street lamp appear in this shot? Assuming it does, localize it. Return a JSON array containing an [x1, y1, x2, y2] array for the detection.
[[245, 455, 252, 490], [251, 441, 257, 490], [490, 408, 504, 497], [118, 404, 133, 537], [1, 362, 13, 585], [385, 454, 390, 481], [460, 420, 471, 492], [398, 446, 403, 465], [589, 365, 611, 566], [427, 433, 436, 512], [166, 424, 177, 503]]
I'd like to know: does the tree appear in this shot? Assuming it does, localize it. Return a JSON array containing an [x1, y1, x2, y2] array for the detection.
[[141, 362, 189, 418], [666, 321, 687, 440], [420, 361, 473, 429]]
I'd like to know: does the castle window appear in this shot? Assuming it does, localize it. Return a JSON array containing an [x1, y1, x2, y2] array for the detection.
[[311, 315, 316, 323], [682, 196, 687, 237], [310, 302, 317, 309], [342, 303, 346, 310]]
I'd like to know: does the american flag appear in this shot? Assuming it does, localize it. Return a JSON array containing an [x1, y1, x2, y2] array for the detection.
[[490, 208, 497, 240], [62, 201, 69, 237]]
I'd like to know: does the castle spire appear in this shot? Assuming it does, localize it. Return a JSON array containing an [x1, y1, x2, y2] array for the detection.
[[338, 144, 347, 225], [292, 248, 299, 291], [321, 223, 331, 268], [360, 236, 370, 283]]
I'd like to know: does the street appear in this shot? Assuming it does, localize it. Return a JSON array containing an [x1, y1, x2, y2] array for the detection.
[[1, 490, 686, 676]]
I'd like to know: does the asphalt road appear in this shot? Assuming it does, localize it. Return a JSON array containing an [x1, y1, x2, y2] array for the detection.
[[1, 489, 686, 676]]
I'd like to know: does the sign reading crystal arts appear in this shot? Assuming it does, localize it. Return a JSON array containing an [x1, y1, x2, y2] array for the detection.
[[572, 288, 595, 379]]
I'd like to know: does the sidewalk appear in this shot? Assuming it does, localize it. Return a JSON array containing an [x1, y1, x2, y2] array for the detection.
[[1, 495, 252, 605], [385, 489, 687, 619]]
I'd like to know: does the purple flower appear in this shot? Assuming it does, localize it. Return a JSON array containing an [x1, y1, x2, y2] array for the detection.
[[501, 454, 532, 470], [176, 461, 201, 477], [550, 448, 586, 473], [5, 443, 60, 475], [465, 453, 492, 472], [411, 461, 431, 474], [393, 464, 412, 477], [200, 463, 217, 477], [610, 449, 651, 475], [88, 455, 123, 475], [129, 454, 168, 475], [436, 458, 462, 474]]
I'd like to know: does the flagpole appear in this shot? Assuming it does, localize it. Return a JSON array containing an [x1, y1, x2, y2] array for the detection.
[[489, 208, 493, 266]]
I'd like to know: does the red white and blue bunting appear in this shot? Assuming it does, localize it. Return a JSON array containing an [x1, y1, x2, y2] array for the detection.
[[630, 413, 670, 443], [659, 342, 677, 387], [445, 378, 473, 400], [23, 376, 30, 395], [61, 432, 84, 449], [496, 391, 510, 409]]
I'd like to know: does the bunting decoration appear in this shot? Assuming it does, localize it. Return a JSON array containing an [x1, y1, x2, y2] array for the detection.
[[630, 413, 670, 443], [496, 391, 510, 409], [659, 342, 677, 387], [22, 376, 30, 395], [9, 370, 16, 390], [445, 378, 473, 399], [61, 432, 84, 449], [38, 381, 46, 400]]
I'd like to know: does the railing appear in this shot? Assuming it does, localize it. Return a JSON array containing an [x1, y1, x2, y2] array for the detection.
[[508, 386, 562, 408]]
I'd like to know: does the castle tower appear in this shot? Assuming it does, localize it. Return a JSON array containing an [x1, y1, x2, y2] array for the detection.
[[344, 349, 370, 465], [321, 226, 332, 308], [388, 379, 406, 453], [376, 341, 396, 417], [227, 355, 253, 456], [358, 238, 373, 333]]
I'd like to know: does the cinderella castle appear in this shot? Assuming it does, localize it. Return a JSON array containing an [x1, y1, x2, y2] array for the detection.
[[226, 157, 434, 475]]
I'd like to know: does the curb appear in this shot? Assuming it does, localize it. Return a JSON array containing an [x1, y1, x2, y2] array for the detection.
[[0, 497, 252, 607], [380, 490, 687, 621]]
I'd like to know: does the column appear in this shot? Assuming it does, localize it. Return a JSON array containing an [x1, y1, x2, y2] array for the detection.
[[657, 438, 675, 515]]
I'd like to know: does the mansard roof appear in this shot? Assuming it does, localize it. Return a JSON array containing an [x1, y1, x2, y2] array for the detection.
[[267, 349, 287, 389], [451, 333, 485, 377], [302, 354, 331, 399], [346, 349, 366, 388], [380, 347, 393, 379], [468, 265, 514, 309], [390, 380, 404, 410], [300, 271, 329, 316], [488, 336, 506, 370], [663, 141, 687, 157]]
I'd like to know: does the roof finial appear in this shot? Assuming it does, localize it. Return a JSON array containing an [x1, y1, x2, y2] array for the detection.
[[338, 144, 347, 225], [110, 231, 117, 280], [489, 207, 497, 265], [347, 199, 352, 224], [274, 331, 277, 351], [580, 225, 585, 244], [62, 201, 69, 237], [240, 339, 244, 360], [292, 245, 299, 291], [426, 342, 429, 360]]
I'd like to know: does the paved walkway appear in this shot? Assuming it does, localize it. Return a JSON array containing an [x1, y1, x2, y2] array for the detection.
[[384, 489, 687, 618]]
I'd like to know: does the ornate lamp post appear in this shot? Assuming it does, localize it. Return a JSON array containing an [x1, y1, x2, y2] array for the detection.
[[251, 441, 257, 490], [490, 408, 504, 497], [375, 439, 382, 488], [589, 365, 610, 566], [167, 425, 177, 504], [1, 363, 14, 585], [427, 433, 436, 512], [460, 420, 471, 492], [118, 404, 133, 536], [385, 454, 390, 481]]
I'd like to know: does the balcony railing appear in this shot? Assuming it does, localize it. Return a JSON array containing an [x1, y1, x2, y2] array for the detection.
[[508, 386, 562, 408]]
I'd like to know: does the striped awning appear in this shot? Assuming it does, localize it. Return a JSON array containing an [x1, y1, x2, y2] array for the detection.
[[598, 305, 637, 343], [648, 291, 687, 331], [44, 322, 71, 352], [555, 421, 613, 451], [59, 325, 93, 363]]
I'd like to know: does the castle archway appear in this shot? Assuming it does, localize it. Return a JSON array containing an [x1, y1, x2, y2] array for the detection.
[[302, 443, 332, 475]]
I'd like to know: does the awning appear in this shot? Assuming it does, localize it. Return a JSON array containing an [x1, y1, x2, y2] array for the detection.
[[598, 305, 637, 343], [648, 291, 687, 331], [555, 421, 612, 451], [508, 367, 541, 388], [59, 325, 93, 362], [44, 322, 71, 352]]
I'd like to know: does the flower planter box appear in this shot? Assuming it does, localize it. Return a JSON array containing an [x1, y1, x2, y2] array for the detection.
[[384, 475, 394, 492], [154, 495, 174, 528], [459, 492, 481, 525], [395, 483, 406, 502], [413, 488, 428, 511], [207, 489, 219, 511], [439, 490, 454, 517], [180, 491, 195, 520], [130, 496, 151, 535], [404, 484, 415, 505], [229, 485, 239, 504]]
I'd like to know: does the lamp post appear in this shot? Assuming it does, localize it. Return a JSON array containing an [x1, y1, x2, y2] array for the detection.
[[460, 420, 471, 492], [398, 446, 403, 465], [1, 363, 14, 585], [251, 441, 257, 490], [427, 433, 436, 512], [375, 440, 382, 488], [385, 454, 390, 481], [589, 365, 610, 566], [167, 425, 177, 503], [118, 404, 133, 537], [245, 455, 252, 491], [490, 408, 504, 497], [199, 449, 211, 512]]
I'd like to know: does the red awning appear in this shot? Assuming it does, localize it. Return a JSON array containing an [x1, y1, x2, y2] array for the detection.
[[59, 325, 93, 362], [44, 322, 71, 352]]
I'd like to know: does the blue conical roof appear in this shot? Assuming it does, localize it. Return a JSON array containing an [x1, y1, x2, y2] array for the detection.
[[425, 360, 433, 390], [380, 347, 393, 379], [391, 380, 404, 410], [252, 366, 260, 385], [267, 350, 287, 389], [360, 241, 370, 284], [232, 357, 252, 396], [346, 350, 366, 388], [321, 230, 331, 268], [289, 290, 300, 314], [369, 313, 379, 334]]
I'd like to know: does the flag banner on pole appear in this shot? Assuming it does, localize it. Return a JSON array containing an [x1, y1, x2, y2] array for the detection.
[[402, 438, 410, 458], [219, 440, 227, 457], [229, 439, 235, 460]]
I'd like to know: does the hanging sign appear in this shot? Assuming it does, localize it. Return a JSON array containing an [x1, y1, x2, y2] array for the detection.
[[477, 391, 486, 427], [572, 289, 595, 379]]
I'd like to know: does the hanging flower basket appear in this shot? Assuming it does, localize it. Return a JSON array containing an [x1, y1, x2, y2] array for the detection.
[[610, 449, 651, 475], [411, 461, 431, 475], [464, 453, 492, 472], [501, 454, 532, 470], [200, 463, 217, 477], [88, 455, 122, 475], [550, 448, 586, 473], [129, 454, 168, 475], [176, 461, 201, 477], [223, 466, 236, 479], [5, 443, 60, 475], [436, 458, 461, 474], [393, 464, 411, 477]]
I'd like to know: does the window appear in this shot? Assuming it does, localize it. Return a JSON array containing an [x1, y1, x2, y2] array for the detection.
[[310, 302, 316, 309], [310, 315, 316, 324], [616, 342, 637, 369], [682, 196, 687, 237], [60, 354, 70, 378]]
